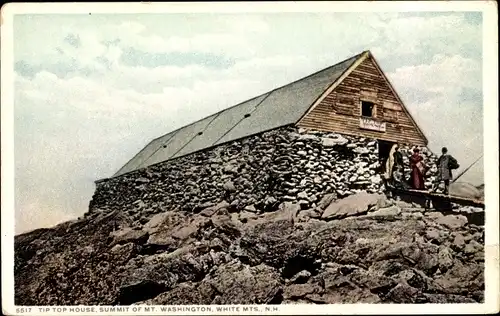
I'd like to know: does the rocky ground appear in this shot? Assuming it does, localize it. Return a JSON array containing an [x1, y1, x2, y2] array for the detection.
[[15, 191, 484, 305]]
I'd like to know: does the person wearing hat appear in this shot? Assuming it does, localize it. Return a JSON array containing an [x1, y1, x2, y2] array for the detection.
[[433, 147, 459, 195]]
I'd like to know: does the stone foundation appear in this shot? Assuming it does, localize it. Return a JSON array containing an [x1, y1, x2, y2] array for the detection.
[[89, 126, 438, 222]]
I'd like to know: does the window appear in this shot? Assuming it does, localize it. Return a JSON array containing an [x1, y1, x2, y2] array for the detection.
[[361, 101, 374, 117]]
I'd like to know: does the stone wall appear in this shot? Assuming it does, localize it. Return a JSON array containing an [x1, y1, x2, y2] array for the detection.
[[88, 126, 438, 223]]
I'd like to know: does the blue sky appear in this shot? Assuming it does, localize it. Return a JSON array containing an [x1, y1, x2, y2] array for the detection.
[[9, 9, 486, 233]]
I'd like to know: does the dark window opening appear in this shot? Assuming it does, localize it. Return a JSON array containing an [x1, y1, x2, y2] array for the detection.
[[361, 101, 374, 117]]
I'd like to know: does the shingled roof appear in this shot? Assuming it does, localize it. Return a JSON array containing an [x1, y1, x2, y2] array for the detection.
[[113, 51, 366, 177]]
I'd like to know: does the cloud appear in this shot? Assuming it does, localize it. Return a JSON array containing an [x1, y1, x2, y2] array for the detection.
[[64, 33, 82, 48], [387, 55, 483, 185], [120, 47, 235, 69]]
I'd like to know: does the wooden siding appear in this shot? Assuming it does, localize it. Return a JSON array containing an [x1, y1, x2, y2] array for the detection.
[[298, 56, 427, 146]]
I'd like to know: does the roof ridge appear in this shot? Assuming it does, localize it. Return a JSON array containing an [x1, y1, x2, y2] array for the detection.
[[147, 51, 366, 143]]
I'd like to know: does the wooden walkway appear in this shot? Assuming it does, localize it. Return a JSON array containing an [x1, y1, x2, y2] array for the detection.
[[388, 187, 485, 208], [388, 187, 485, 225]]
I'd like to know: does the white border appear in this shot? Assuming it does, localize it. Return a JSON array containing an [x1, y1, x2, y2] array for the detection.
[[1, 1, 498, 315]]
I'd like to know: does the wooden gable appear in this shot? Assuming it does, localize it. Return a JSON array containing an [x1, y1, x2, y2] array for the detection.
[[297, 52, 428, 146]]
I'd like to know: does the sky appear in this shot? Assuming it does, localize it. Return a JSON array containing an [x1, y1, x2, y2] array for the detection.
[[8, 8, 487, 234]]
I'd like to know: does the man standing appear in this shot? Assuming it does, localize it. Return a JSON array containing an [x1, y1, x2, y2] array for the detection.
[[433, 147, 459, 195]]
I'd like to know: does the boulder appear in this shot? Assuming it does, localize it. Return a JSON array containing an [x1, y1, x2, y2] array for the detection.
[[110, 228, 148, 245], [363, 205, 401, 220], [321, 192, 387, 220], [437, 215, 468, 230], [203, 261, 283, 304], [452, 233, 466, 249]]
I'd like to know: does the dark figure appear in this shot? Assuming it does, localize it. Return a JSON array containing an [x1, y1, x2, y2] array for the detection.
[[409, 148, 426, 190], [393, 145, 404, 170], [433, 147, 459, 195]]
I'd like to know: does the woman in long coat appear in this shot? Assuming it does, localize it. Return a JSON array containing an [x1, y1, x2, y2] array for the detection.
[[409, 148, 426, 190], [384, 144, 405, 180]]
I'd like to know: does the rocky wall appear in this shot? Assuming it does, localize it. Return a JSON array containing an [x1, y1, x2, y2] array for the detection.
[[88, 126, 438, 223]]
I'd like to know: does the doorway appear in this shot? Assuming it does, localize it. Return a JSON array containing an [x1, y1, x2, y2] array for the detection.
[[377, 140, 396, 173]]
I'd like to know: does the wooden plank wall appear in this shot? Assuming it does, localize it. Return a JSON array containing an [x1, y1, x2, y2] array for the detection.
[[298, 56, 427, 146]]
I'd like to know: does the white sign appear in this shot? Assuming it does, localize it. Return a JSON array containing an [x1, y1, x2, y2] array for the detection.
[[359, 117, 386, 132]]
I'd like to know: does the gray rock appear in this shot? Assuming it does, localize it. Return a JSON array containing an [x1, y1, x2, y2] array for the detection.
[[322, 192, 387, 220], [239, 211, 258, 222], [426, 212, 445, 220], [223, 164, 238, 174], [363, 205, 401, 220], [453, 233, 466, 249], [385, 283, 420, 303], [437, 215, 468, 230], [425, 228, 441, 242], [297, 191, 309, 200], [317, 193, 336, 210], [353, 147, 370, 154], [437, 246, 454, 271], [289, 270, 312, 284], [244, 205, 257, 213], [223, 181, 236, 192], [135, 177, 149, 184], [298, 134, 319, 141], [464, 240, 482, 255], [143, 212, 171, 234], [284, 283, 321, 300], [370, 174, 382, 185], [110, 228, 148, 245], [297, 209, 320, 221], [321, 135, 348, 147], [204, 261, 283, 304], [264, 196, 278, 206]]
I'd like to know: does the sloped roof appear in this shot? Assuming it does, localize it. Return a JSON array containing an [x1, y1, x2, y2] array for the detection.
[[112, 52, 364, 177]]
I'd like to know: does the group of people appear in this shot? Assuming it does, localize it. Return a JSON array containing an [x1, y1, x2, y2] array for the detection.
[[383, 144, 459, 195]]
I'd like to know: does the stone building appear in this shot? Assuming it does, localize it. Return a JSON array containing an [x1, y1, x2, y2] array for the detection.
[[114, 50, 427, 178], [90, 50, 436, 219]]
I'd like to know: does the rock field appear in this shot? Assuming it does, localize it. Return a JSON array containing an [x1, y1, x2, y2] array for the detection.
[[15, 192, 484, 305], [15, 127, 482, 305]]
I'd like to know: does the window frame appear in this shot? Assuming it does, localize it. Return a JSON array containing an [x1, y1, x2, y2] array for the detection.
[[360, 100, 376, 118]]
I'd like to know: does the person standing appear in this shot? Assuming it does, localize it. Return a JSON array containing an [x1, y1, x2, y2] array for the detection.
[[393, 144, 404, 172], [383, 144, 397, 185], [409, 148, 426, 190], [384, 144, 404, 187], [433, 147, 459, 195], [383, 144, 406, 189]]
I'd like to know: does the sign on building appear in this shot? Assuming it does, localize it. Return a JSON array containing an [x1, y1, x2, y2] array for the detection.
[[359, 117, 386, 132]]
